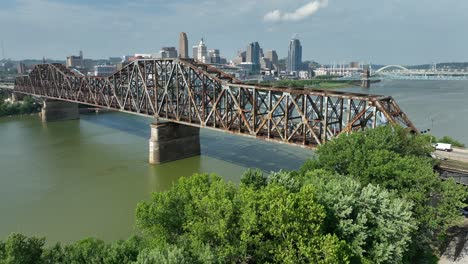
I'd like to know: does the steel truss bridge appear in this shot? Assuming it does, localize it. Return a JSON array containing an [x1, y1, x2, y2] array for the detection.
[[374, 65, 468, 80], [12, 59, 417, 148]]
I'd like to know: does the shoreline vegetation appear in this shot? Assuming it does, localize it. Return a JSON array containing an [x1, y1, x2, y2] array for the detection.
[[0, 91, 41, 117], [247, 76, 381, 90], [0, 125, 466, 263]]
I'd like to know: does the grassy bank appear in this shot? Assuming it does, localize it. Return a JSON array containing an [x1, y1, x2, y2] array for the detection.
[[253, 78, 364, 90]]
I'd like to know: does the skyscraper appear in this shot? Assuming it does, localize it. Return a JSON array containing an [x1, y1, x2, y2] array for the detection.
[[246, 42, 261, 65], [179, 32, 189, 59], [287, 37, 302, 72], [192, 38, 208, 62], [265, 50, 278, 65], [246, 42, 261, 74]]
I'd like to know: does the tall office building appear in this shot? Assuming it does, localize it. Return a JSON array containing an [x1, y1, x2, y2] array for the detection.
[[246, 42, 261, 74], [246, 42, 261, 65], [265, 50, 279, 70], [287, 37, 302, 72], [208, 49, 220, 64], [192, 38, 208, 62], [160, 47, 178, 58], [266, 50, 278, 65], [179, 32, 189, 59], [66, 50, 84, 68]]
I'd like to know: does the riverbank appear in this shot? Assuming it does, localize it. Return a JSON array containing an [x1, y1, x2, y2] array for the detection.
[[259, 78, 381, 90], [0, 98, 41, 117]]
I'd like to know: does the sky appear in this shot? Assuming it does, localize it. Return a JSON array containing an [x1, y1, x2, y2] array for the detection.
[[1, 0, 467, 65]]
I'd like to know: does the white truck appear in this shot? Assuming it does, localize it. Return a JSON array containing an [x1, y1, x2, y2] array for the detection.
[[433, 143, 453, 152]]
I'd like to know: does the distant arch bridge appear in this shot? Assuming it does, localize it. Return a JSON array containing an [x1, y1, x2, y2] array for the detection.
[[374, 65, 410, 74]]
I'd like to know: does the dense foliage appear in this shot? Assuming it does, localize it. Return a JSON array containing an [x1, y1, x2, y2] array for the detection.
[[0, 124, 465, 263], [0, 91, 40, 117], [0, 234, 145, 264], [302, 125, 467, 261], [136, 173, 353, 263]]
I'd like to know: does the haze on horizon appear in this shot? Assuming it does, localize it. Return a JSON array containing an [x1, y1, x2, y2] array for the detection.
[[1, 0, 467, 65]]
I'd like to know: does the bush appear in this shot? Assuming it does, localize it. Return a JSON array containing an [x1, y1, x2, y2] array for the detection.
[[438, 136, 465, 148]]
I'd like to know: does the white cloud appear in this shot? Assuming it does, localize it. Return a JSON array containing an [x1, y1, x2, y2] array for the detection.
[[264, 0, 329, 22]]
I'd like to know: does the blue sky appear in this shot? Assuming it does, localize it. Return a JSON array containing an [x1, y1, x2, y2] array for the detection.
[[1, 0, 467, 65]]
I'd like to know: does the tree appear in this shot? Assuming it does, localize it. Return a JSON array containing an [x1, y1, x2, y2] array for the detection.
[[304, 124, 467, 259], [137, 173, 242, 263], [437, 136, 465, 148], [240, 169, 267, 190], [134, 246, 189, 264], [304, 170, 417, 264], [238, 183, 350, 263], [0, 233, 45, 264], [62, 238, 108, 263], [137, 173, 352, 263]]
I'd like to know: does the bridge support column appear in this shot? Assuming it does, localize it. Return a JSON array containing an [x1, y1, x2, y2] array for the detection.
[[40, 99, 79, 122], [361, 67, 371, 88], [11, 93, 17, 103], [149, 121, 200, 164]]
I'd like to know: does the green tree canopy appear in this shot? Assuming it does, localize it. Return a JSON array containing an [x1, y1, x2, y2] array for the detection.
[[301, 124, 467, 260]]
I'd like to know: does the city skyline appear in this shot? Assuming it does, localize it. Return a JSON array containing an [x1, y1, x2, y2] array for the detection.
[[1, 0, 468, 64]]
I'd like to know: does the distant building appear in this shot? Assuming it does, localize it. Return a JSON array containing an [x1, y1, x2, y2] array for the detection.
[[287, 38, 302, 72], [246, 42, 261, 74], [17, 62, 26, 74], [349, 61, 360, 68], [94, 65, 117, 77], [83, 59, 96, 70], [122, 55, 133, 63], [134, 54, 152, 59], [220, 58, 227, 65], [232, 51, 246, 65], [208, 49, 221, 64], [109, 57, 122, 65], [239, 62, 258, 75], [298, 71, 311, 79], [179, 32, 189, 59], [246, 42, 261, 65], [260, 57, 272, 70], [265, 50, 279, 66], [160, 47, 178, 58], [66, 50, 84, 68], [193, 38, 208, 63]]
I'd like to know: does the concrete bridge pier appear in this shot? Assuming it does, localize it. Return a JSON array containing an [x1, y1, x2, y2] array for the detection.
[[10, 93, 25, 102], [361, 67, 371, 88], [149, 121, 201, 164], [40, 99, 80, 122]]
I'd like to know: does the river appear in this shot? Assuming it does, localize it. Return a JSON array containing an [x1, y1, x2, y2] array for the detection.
[[0, 79, 467, 244], [342, 79, 468, 145]]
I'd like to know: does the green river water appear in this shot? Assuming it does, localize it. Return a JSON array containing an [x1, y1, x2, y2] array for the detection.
[[0, 79, 467, 244]]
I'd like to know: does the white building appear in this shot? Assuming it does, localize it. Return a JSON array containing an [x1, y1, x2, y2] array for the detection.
[[192, 39, 208, 63], [298, 71, 311, 79], [134, 54, 153, 59], [94, 65, 117, 77]]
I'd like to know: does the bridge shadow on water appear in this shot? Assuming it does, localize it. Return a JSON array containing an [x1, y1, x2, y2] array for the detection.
[[80, 112, 314, 172]]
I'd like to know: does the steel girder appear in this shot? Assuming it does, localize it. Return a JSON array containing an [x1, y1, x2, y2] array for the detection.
[[14, 59, 418, 148]]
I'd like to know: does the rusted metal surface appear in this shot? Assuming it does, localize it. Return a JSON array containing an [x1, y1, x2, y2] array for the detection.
[[14, 59, 418, 148]]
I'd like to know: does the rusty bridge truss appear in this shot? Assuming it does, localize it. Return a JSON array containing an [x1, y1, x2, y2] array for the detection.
[[14, 59, 417, 148]]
